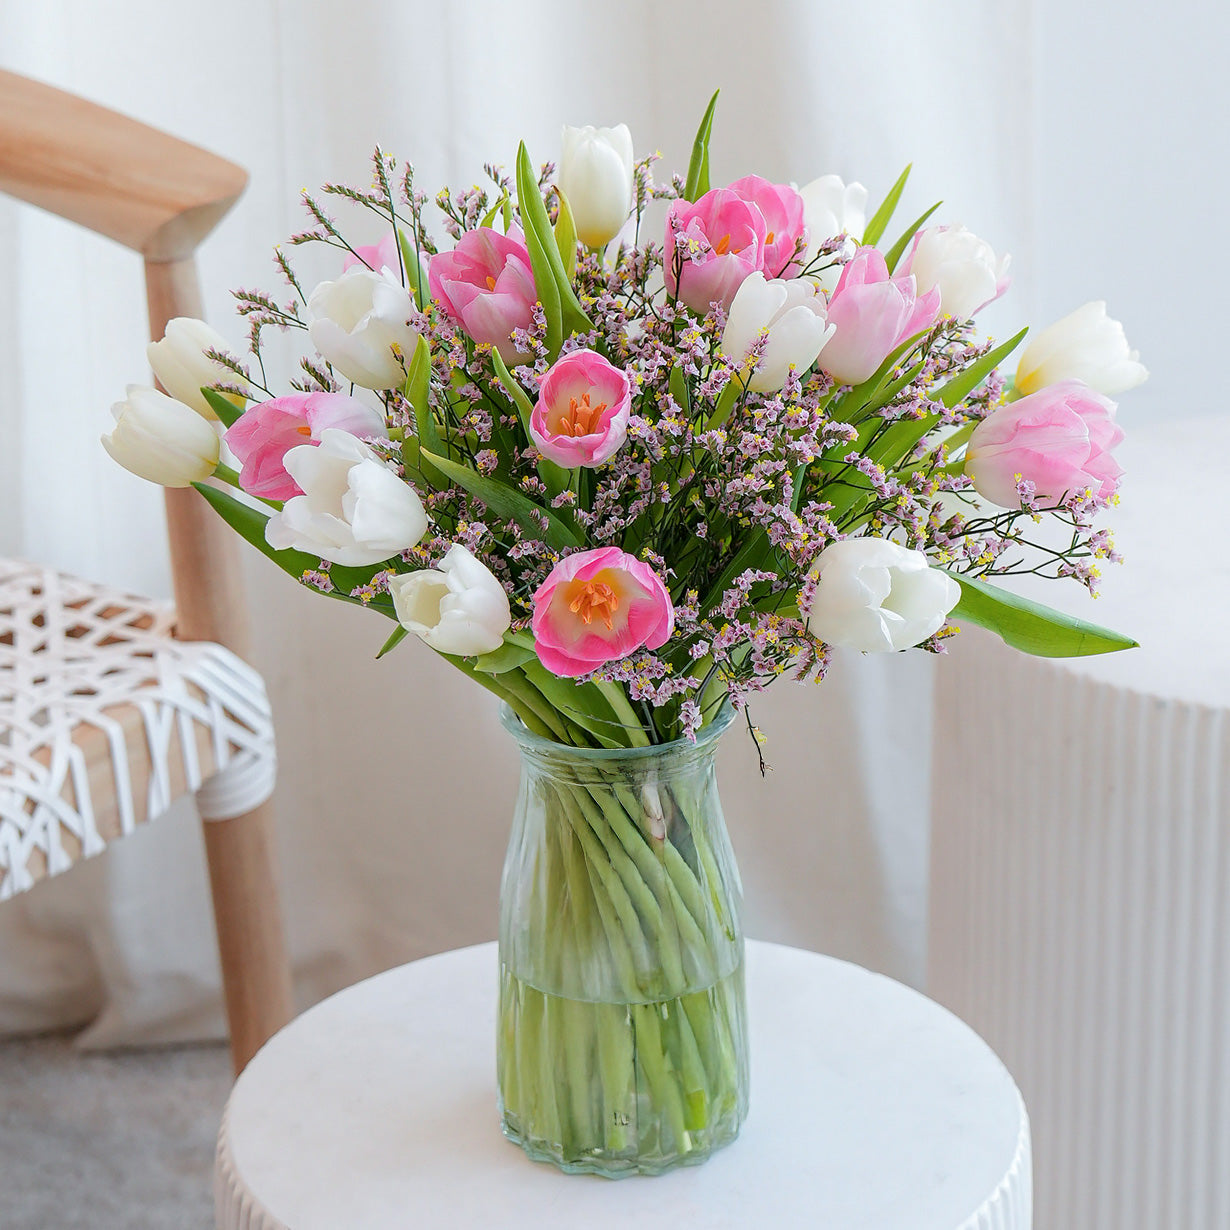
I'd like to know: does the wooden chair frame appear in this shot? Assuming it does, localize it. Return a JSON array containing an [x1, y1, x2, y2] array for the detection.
[[0, 68, 293, 1072]]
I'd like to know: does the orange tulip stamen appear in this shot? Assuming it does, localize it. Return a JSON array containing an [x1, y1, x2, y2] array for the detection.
[[485, 275, 497, 290], [554, 392, 607, 438], [296, 424, 312, 436], [568, 578, 620, 630], [765, 230, 775, 244], [714, 233, 732, 255]]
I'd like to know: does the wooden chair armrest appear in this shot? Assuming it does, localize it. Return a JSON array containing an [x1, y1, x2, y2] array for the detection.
[[0, 68, 247, 259]]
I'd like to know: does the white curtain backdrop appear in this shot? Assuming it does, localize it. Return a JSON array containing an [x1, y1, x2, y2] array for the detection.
[[0, 0, 1193, 1046]]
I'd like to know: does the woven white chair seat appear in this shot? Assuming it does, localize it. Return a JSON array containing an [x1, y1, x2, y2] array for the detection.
[[0, 559, 276, 901]]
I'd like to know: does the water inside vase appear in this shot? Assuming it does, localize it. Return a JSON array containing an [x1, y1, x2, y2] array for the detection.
[[497, 957, 748, 1177]]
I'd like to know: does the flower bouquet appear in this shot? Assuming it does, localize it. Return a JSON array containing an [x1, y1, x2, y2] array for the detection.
[[105, 93, 1142, 1177]]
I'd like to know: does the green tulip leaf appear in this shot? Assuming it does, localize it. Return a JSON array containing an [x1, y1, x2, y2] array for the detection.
[[376, 625, 409, 659], [404, 335, 445, 483], [862, 163, 912, 247], [490, 349, 569, 498], [553, 186, 579, 280], [669, 362, 691, 415], [684, 89, 720, 203], [947, 571, 1138, 657], [515, 142, 593, 358], [395, 227, 429, 304], [201, 387, 245, 429], [884, 200, 942, 272], [472, 637, 537, 674], [192, 482, 397, 618], [419, 448, 581, 552], [936, 327, 1028, 409]]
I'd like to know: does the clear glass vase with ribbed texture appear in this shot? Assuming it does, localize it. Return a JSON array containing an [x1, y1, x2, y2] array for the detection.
[[497, 702, 748, 1177]]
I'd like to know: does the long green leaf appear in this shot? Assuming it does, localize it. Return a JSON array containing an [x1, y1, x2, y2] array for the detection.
[[404, 335, 445, 483], [884, 200, 942, 272], [201, 387, 245, 429], [669, 362, 691, 415], [419, 448, 581, 551], [862, 328, 1031, 474], [192, 482, 397, 618], [862, 163, 912, 246], [700, 528, 770, 612], [395, 226, 428, 304], [376, 625, 409, 658], [827, 327, 930, 423], [935, 327, 1028, 409], [947, 571, 1137, 657], [472, 636, 536, 674], [515, 142, 593, 357], [554, 186, 579, 278], [684, 90, 720, 202], [705, 380, 741, 432], [489, 349, 568, 497]]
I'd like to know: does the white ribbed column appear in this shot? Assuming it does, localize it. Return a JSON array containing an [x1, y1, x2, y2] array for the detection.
[[929, 629, 1230, 1230]]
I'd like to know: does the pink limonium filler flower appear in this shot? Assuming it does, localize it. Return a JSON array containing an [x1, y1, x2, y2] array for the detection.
[[664, 188, 767, 315], [964, 379, 1124, 509], [816, 246, 942, 386], [343, 229, 401, 276], [428, 227, 537, 363], [226, 392, 387, 501], [531, 546, 674, 678], [726, 175, 807, 278], [529, 349, 631, 468]]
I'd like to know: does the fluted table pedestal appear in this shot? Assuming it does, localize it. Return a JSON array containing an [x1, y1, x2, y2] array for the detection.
[[929, 413, 1230, 1228]]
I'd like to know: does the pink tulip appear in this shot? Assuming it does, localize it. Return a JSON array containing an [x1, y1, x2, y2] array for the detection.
[[664, 188, 767, 315], [428, 227, 538, 363], [343, 229, 401, 276], [225, 391, 387, 501], [531, 546, 675, 678], [726, 175, 806, 278], [817, 246, 942, 386], [964, 380, 1124, 509], [529, 349, 631, 468]]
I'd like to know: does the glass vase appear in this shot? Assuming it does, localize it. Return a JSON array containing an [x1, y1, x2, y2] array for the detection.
[[497, 703, 748, 1178]]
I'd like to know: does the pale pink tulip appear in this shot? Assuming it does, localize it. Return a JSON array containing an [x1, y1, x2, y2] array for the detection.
[[664, 188, 767, 315], [817, 247, 941, 385], [531, 546, 674, 677], [529, 349, 631, 468], [964, 380, 1124, 508], [226, 392, 387, 501], [726, 175, 806, 278], [429, 227, 538, 362], [343, 229, 401, 276]]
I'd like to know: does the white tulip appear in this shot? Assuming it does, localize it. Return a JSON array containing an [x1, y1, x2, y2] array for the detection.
[[306, 267, 419, 390], [901, 224, 1009, 320], [1014, 300, 1148, 397], [722, 272, 836, 392], [266, 429, 428, 566], [797, 174, 869, 291], [147, 317, 248, 420], [558, 123, 635, 249], [806, 537, 960, 653], [389, 544, 511, 656], [102, 384, 220, 487]]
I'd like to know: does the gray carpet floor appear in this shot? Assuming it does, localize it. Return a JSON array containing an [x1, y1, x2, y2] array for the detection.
[[0, 1033, 230, 1229]]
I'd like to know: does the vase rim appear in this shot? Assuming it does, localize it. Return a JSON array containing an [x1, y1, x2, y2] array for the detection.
[[499, 699, 735, 762]]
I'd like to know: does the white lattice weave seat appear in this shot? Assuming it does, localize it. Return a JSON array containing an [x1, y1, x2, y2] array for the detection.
[[0, 559, 276, 900]]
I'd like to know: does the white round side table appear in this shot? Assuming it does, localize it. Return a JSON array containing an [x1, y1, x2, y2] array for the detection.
[[215, 941, 1030, 1229]]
